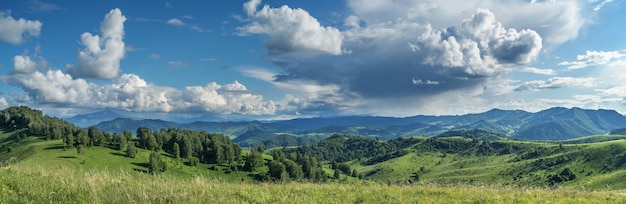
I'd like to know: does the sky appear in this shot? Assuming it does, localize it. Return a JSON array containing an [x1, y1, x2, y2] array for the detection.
[[0, 0, 625, 120]]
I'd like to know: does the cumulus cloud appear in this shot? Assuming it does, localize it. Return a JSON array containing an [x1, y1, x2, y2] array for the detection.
[[0, 11, 42, 45], [240, 0, 345, 55], [12, 55, 38, 74], [243, 6, 548, 116], [67, 8, 126, 80], [514, 77, 595, 91], [4, 69, 276, 114], [244, 0, 261, 16], [558, 50, 626, 70], [413, 9, 543, 78], [347, 0, 584, 45], [1, 8, 277, 116]]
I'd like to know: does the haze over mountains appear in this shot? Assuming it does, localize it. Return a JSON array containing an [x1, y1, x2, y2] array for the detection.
[[66, 107, 626, 145]]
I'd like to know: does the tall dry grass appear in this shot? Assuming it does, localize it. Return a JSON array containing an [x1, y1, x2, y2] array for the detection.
[[1, 164, 625, 203]]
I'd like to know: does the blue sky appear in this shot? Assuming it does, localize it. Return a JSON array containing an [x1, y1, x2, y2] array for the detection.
[[0, 0, 625, 120]]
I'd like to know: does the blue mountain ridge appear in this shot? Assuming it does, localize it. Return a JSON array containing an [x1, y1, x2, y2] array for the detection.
[[89, 107, 626, 144]]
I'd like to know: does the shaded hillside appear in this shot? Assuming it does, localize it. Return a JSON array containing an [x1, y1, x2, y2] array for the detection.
[[258, 134, 319, 149]]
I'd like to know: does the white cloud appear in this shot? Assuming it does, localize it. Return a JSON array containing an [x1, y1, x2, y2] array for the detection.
[[518, 67, 556, 75], [0, 97, 7, 108], [412, 78, 440, 85], [240, 68, 356, 114], [0, 11, 42, 45], [593, 0, 615, 11], [558, 50, 626, 69], [240, 0, 345, 55], [166, 18, 185, 26], [67, 8, 126, 80], [4, 69, 277, 114], [344, 15, 361, 28], [244, 0, 262, 16], [515, 77, 595, 91], [413, 8, 543, 78], [347, 0, 584, 45], [12, 55, 38, 74]]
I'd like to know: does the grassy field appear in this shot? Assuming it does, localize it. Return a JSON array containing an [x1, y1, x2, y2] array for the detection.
[[354, 137, 626, 189], [4, 129, 626, 202], [1, 164, 625, 203]]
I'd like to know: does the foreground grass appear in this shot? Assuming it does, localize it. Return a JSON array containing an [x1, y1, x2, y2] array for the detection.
[[1, 164, 625, 203]]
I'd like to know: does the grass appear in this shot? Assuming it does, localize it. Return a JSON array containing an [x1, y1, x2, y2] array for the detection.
[[356, 138, 626, 189], [4, 129, 626, 202], [1, 164, 625, 203]]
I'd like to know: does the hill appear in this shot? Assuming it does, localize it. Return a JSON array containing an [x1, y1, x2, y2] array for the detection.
[[93, 107, 626, 143], [287, 133, 626, 188], [4, 106, 626, 202]]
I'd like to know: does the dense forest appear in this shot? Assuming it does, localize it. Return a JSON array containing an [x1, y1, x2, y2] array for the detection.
[[0, 106, 331, 181]]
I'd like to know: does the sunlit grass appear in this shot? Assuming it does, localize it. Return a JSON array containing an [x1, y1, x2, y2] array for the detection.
[[1, 164, 625, 203]]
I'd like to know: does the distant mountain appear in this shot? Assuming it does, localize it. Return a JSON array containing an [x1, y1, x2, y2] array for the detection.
[[66, 109, 127, 128], [95, 118, 178, 133], [93, 107, 626, 144]]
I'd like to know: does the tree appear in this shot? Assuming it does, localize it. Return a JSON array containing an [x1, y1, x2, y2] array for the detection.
[[243, 150, 264, 172], [123, 129, 133, 141], [284, 160, 303, 180], [87, 126, 100, 146], [268, 160, 287, 181], [334, 169, 341, 179], [136, 127, 152, 149], [114, 132, 126, 151], [189, 157, 199, 166], [149, 151, 167, 174], [257, 144, 265, 154], [76, 144, 84, 155], [224, 143, 238, 170], [147, 135, 159, 151], [64, 132, 74, 149], [126, 142, 137, 158], [351, 169, 358, 178], [173, 143, 180, 159], [338, 163, 352, 175], [272, 150, 285, 162]]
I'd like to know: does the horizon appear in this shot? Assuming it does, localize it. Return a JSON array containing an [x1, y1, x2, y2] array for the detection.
[[1, 0, 625, 120], [62, 106, 623, 124]]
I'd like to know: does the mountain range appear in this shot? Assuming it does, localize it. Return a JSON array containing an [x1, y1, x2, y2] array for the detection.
[[77, 107, 626, 145]]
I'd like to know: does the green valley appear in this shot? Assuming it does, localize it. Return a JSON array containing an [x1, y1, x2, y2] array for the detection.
[[3, 106, 626, 203]]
